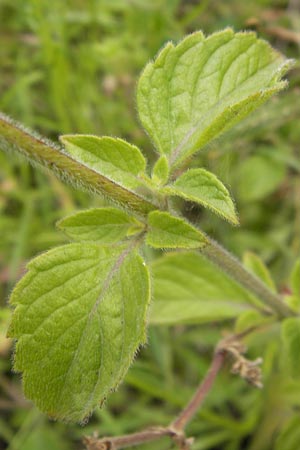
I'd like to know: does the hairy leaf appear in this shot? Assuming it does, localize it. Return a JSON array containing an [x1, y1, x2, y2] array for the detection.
[[8, 243, 150, 422], [150, 252, 259, 325], [152, 155, 169, 185], [0, 114, 156, 217], [164, 168, 238, 225], [57, 208, 144, 244], [137, 29, 293, 169], [60, 135, 146, 190], [146, 211, 207, 249], [281, 317, 300, 378]]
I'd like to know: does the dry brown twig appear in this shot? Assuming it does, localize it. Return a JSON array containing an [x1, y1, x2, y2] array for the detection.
[[84, 332, 263, 450]]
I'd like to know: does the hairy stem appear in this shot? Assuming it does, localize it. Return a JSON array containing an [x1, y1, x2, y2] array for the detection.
[[202, 237, 294, 318], [0, 113, 156, 217]]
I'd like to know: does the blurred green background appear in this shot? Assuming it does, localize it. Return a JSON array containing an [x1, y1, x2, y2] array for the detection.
[[0, 1, 300, 449]]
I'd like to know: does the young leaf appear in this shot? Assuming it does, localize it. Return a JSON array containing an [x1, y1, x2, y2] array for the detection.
[[146, 211, 207, 249], [60, 135, 146, 190], [0, 113, 156, 217], [137, 29, 293, 169], [164, 168, 238, 225], [57, 207, 144, 244], [281, 317, 300, 378], [243, 251, 276, 292], [152, 155, 169, 185], [8, 243, 150, 422], [150, 252, 260, 325]]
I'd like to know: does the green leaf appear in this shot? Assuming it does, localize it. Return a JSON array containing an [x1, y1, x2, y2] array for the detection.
[[60, 135, 146, 190], [243, 251, 276, 292], [164, 168, 238, 225], [146, 211, 207, 249], [281, 317, 300, 378], [57, 207, 144, 244], [150, 300, 247, 326], [150, 251, 259, 325], [290, 259, 300, 296], [8, 243, 150, 422], [137, 29, 293, 169], [152, 155, 169, 186], [0, 114, 156, 217]]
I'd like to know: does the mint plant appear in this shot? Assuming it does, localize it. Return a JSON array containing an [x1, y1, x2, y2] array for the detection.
[[0, 28, 298, 448]]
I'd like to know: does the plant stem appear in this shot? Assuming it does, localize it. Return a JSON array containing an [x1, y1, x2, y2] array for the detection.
[[171, 349, 226, 432], [84, 427, 171, 450], [202, 237, 294, 318], [84, 329, 267, 450], [0, 113, 157, 217], [84, 348, 227, 450]]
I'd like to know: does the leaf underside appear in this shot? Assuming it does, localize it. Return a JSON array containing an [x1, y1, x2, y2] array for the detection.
[[8, 244, 150, 422], [137, 29, 293, 170]]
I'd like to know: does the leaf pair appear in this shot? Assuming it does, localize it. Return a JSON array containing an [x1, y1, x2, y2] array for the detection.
[[62, 134, 239, 225], [58, 29, 293, 226], [59, 207, 206, 250]]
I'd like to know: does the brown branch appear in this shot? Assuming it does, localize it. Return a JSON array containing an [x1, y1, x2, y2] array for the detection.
[[84, 332, 264, 450], [84, 347, 227, 450], [170, 349, 226, 432], [84, 427, 171, 450]]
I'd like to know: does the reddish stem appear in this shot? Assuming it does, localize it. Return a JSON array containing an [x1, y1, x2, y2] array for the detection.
[[171, 349, 226, 432]]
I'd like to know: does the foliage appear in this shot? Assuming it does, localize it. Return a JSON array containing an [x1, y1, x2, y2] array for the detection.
[[0, 1, 300, 450]]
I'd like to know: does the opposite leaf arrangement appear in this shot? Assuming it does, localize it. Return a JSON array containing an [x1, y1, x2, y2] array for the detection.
[[1, 29, 299, 439]]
